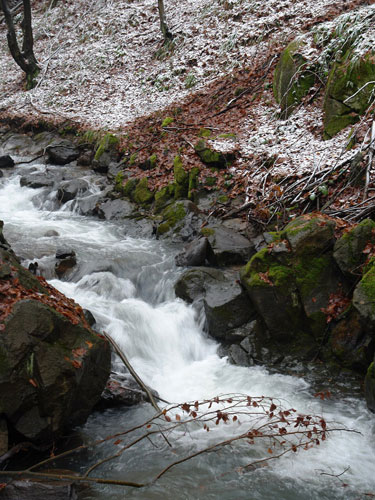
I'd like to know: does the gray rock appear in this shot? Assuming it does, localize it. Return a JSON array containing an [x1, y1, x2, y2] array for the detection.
[[175, 237, 217, 267], [46, 140, 80, 165], [205, 224, 254, 266], [44, 230, 59, 237], [57, 179, 88, 204], [20, 171, 57, 189], [0, 480, 78, 500], [228, 344, 251, 367], [92, 152, 112, 173], [174, 267, 226, 303], [204, 280, 255, 340], [284, 215, 336, 255], [97, 198, 135, 220], [0, 155, 15, 168], [56, 247, 76, 260]]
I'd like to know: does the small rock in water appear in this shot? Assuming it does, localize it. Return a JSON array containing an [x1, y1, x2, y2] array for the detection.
[[28, 262, 39, 275], [0, 155, 15, 168], [44, 230, 59, 237], [56, 247, 76, 260]]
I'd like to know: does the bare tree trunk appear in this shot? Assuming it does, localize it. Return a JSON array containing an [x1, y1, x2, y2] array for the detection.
[[157, 0, 172, 43], [0, 0, 40, 89]]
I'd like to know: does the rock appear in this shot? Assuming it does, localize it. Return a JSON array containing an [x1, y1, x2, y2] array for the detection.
[[202, 224, 254, 266], [365, 360, 375, 412], [77, 150, 93, 166], [194, 140, 235, 169], [83, 309, 96, 327], [55, 257, 77, 277], [97, 374, 151, 409], [0, 170, 3, 178], [240, 247, 309, 342], [174, 267, 226, 304], [157, 200, 202, 241], [353, 265, 375, 322], [0, 417, 8, 456], [56, 247, 75, 260], [273, 38, 315, 118], [0, 155, 15, 168], [20, 170, 59, 189], [334, 219, 375, 279], [329, 309, 372, 372], [55, 248, 77, 277], [204, 280, 255, 340], [97, 198, 135, 220], [44, 230, 59, 237], [175, 237, 217, 267], [0, 480, 78, 500], [92, 152, 112, 174], [282, 214, 336, 255], [46, 140, 80, 165], [228, 344, 251, 366], [57, 179, 88, 204], [0, 239, 111, 445]]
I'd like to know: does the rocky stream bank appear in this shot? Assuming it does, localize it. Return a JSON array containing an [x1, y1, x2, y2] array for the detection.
[[0, 126, 375, 497]]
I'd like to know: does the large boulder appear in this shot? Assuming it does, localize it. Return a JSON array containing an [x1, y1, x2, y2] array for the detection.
[[174, 267, 226, 304], [57, 179, 89, 204], [204, 281, 255, 340], [175, 237, 217, 267], [334, 219, 375, 279], [0, 228, 111, 446], [202, 224, 254, 266], [46, 140, 80, 165], [97, 198, 135, 220]]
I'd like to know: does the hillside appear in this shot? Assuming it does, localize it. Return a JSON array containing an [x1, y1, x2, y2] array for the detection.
[[1, 0, 375, 225]]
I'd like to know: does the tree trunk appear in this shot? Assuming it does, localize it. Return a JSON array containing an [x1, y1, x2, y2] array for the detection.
[[0, 0, 40, 89], [157, 0, 172, 43]]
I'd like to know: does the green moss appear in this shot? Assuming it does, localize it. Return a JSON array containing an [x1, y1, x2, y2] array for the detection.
[[157, 202, 187, 236], [359, 266, 375, 302], [273, 38, 315, 118], [94, 133, 119, 161], [115, 172, 124, 192], [161, 116, 174, 127], [173, 156, 189, 199], [129, 153, 137, 165], [123, 178, 138, 199], [204, 176, 217, 187], [199, 128, 212, 138], [188, 167, 200, 200], [368, 362, 375, 379], [218, 133, 237, 139], [201, 227, 215, 237], [149, 154, 157, 169], [294, 255, 331, 298], [194, 139, 230, 168], [133, 178, 154, 205], [154, 184, 175, 212], [217, 195, 228, 203]]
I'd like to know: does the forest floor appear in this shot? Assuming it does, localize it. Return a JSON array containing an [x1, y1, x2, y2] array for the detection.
[[1, 0, 375, 228]]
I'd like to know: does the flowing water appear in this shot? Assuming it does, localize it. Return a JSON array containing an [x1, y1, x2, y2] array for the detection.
[[0, 160, 374, 499]]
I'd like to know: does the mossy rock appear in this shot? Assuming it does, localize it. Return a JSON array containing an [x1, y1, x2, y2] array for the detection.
[[194, 140, 234, 169], [173, 155, 189, 199], [154, 184, 175, 213], [139, 153, 158, 171], [94, 133, 119, 162], [324, 52, 375, 137], [157, 201, 187, 236], [188, 167, 200, 201], [334, 219, 375, 278], [133, 178, 154, 205], [123, 178, 138, 199], [282, 215, 336, 255], [240, 249, 307, 341], [273, 38, 315, 118], [353, 265, 375, 322], [294, 253, 346, 337]]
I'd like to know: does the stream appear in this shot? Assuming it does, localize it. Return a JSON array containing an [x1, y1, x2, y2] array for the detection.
[[0, 157, 374, 499]]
